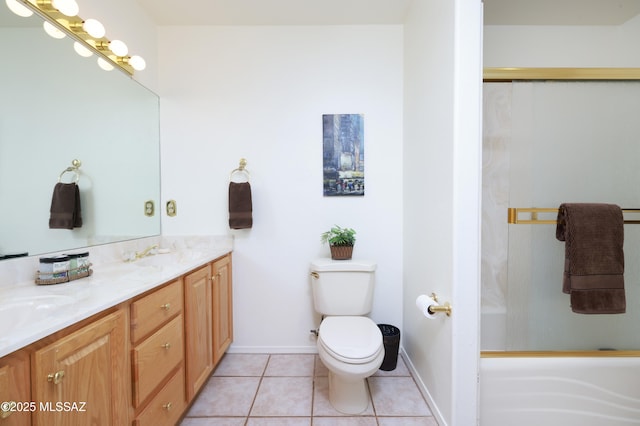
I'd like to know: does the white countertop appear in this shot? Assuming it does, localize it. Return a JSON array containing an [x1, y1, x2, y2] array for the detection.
[[0, 238, 233, 358]]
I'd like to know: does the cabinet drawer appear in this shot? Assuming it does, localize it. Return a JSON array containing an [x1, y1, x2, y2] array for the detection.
[[134, 366, 185, 426], [132, 314, 184, 407], [131, 279, 183, 343]]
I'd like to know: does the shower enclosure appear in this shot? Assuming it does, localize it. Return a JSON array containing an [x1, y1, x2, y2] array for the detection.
[[481, 77, 640, 425]]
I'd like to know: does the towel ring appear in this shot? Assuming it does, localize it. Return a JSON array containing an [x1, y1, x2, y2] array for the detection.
[[230, 158, 250, 182], [58, 159, 81, 183]]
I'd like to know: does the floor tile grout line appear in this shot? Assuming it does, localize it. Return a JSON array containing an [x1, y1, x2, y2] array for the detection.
[[184, 353, 437, 424], [366, 377, 382, 426], [243, 354, 270, 425], [311, 355, 317, 419]]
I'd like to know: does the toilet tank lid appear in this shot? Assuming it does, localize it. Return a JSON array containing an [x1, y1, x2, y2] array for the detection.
[[311, 258, 376, 272]]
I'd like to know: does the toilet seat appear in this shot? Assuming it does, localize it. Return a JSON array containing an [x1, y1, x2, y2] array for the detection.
[[318, 316, 383, 364]]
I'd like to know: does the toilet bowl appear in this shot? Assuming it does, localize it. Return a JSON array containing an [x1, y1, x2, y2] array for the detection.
[[310, 258, 382, 414], [317, 316, 384, 414]]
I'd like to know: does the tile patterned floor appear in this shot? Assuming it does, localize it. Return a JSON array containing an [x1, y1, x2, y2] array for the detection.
[[180, 353, 438, 425]]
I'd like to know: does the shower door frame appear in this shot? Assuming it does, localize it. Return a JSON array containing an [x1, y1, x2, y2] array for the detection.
[[482, 67, 640, 358]]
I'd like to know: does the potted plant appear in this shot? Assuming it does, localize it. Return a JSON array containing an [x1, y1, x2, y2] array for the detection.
[[320, 225, 356, 260]]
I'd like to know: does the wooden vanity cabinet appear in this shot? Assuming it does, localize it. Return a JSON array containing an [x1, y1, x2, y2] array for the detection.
[[130, 279, 185, 426], [0, 251, 233, 426], [0, 349, 31, 426], [184, 253, 234, 401], [32, 309, 129, 426], [212, 254, 233, 366]]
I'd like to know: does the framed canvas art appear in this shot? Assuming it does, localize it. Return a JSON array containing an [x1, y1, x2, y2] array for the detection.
[[322, 114, 364, 196]]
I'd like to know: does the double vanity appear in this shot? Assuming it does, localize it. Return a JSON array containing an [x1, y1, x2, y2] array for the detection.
[[0, 237, 233, 425]]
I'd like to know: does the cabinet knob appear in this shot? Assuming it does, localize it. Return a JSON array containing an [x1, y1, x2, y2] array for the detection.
[[160, 303, 171, 311], [162, 343, 171, 350], [0, 401, 14, 419], [47, 370, 65, 385], [162, 402, 172, 411]]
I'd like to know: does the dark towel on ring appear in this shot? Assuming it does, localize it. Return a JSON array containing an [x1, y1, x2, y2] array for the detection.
[[556, 203, 624, 314], [49, 182, 82, 229], [229, 182, 252, 229]]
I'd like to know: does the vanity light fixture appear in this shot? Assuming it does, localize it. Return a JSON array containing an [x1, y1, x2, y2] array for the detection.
[[50, 0, 78, 17], [43, 20, 65, 39], [119, 55, 146, 71], [7, 0, 145, 76], [73, 41, 92, 57], [70, 18, 105, 38], [97, 57, 114, 71], [37, 0, 79, 17], [108, 39, 127, 56], [96, 39, 128, 57], [130, 55, 146, 71], [5, 0, 32, 17]]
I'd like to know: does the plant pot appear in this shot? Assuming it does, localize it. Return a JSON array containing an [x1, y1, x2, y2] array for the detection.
[[330, 245, 353, 260]]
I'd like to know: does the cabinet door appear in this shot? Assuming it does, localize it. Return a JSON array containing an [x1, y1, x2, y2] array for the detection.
[[32, 310, 129, 426], [184, 263, 213, 401], [0, 350, 30, 426], [212, 254, 233, 366]]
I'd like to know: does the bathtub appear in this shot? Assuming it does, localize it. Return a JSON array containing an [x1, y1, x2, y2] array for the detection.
[[480, 353, 640, 425]]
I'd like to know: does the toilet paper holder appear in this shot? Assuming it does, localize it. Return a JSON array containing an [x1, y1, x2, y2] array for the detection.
[[428, 293, 452, 317]]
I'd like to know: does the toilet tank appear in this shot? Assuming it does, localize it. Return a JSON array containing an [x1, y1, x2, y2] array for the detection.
[[310, 258, 377, 316]]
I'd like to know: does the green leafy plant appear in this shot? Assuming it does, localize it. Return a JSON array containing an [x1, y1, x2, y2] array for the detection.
[[320, 225, 356, 247]]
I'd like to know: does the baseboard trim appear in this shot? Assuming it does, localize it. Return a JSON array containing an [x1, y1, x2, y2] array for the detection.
[[401, 347, 447, 426]]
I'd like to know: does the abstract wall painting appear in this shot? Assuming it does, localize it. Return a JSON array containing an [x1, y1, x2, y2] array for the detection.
[[322, 114, 364, 196]]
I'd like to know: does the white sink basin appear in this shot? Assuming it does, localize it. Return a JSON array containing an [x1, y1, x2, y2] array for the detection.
[[131, 251, 203, 268], [132, 254, 172, 268], [0, 295, 76, 332]]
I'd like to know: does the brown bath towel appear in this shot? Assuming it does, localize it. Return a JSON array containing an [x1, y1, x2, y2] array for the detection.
[[49, 182, 82, 229], [229, 182, 252, 229], [556, 203, 624, 314]]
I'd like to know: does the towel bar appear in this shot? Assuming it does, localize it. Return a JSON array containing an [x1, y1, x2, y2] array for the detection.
[[508, 207, 640, 225], [58, 159, 82, 183], [229, 158, 250, 181]]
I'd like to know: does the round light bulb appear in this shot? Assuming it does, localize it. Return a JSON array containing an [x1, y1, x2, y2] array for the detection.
[[43, 21, 65, 39], [109, 40, 128, 57], [129, 55, 146, 71], [51, 0, 78, 17], [73, 41, 93, 58], [83, 18, 105, 38], [97, 57, 114, 71], [5, 0, 33, 17]]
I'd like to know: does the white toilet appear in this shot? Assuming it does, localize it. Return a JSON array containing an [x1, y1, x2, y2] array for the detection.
[[310, 258, 384, 414]]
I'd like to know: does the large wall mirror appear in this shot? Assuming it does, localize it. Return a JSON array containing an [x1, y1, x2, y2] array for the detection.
[[0, 4, 160, 258]]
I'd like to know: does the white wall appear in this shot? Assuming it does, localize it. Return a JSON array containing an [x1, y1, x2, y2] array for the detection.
[[404, 1, 482, 424], [157, 25, 404, 352], [485, 14, 640, 67], [403, 1, 454, 419], [403, 0, 455, 423]]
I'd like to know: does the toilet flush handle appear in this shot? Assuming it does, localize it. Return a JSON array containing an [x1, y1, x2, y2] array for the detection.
[[310, 271, 319, 279]]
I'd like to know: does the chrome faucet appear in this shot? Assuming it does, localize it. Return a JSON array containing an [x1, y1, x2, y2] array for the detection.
[[135, 244, 158, 259]]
